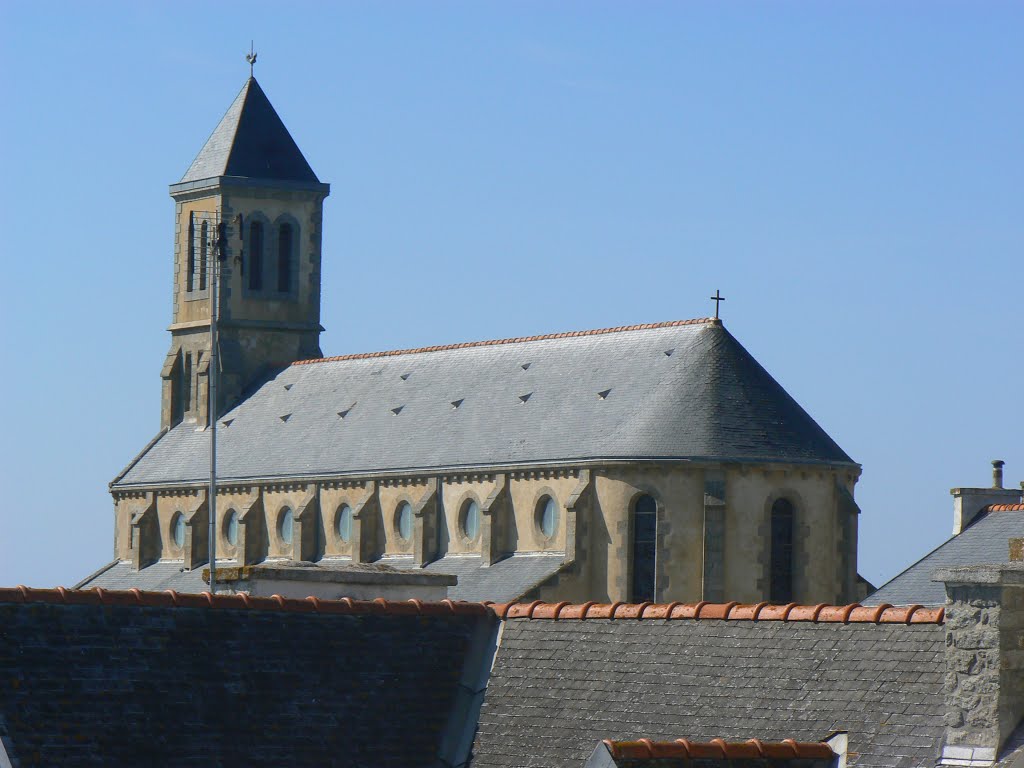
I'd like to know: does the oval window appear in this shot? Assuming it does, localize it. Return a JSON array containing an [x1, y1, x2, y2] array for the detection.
[[171, 512, 185, 548], [537, 496, 558, 539], [461, 499, 480, 541], [224, 510, 239, 546], [278, 507, 293, 545], [336, 504, 353, 543], [396, 502, 413, 542]]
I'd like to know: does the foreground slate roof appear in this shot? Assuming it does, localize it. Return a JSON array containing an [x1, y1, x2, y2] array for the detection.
[[13, 590, 1024, 768], [78, 552, 565, 602], [0, 588, 492, 768], [865, 507, 1024, 606], [179, 76, 319, 184], [473, 602, 946, 768], [113, 319, 855, 488]]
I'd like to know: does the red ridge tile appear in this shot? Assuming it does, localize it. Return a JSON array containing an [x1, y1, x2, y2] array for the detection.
[[292, 318, 715, 366]]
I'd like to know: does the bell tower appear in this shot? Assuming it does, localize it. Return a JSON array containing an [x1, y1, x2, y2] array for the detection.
[[161, 76, 330, 429]]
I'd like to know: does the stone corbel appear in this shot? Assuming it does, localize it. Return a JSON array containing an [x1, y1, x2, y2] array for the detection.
[[233, 487, 263, 566], [181, 490, 209, 571], [412, 479, 439, 567], [291, 484, 319, 562], [563, 470, 592, 567], [350, 481, 378, 564], [480, 475, 509, 567], [129, 493, 158, 570]]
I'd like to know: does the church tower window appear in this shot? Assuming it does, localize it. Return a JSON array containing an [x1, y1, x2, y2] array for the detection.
[[198, 221, 209, 291], [277, 222, 293, 293], [770, 498, 795, 603], [248, 220, 265, 291], [631, 494, 657, 602], [186, 214, 195, 293]]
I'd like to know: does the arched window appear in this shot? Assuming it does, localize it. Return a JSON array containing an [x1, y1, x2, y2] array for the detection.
[[186, 215, 195, 293], [631, 495, 657, 602], [199, 221, 208, 291], [536, 496, 558, 539], [277, 222, 293, 293], [171, 512, 186, 549], [278, 507, 293, 545], [224, 509, 239, 546], [770, 498, 795, 603], [460, 499, 480, 541], [336, 504, 353, 543], [248, 220, 264, 291], [396, 502, 413, 542]]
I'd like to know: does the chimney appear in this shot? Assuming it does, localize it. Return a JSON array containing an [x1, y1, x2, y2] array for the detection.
[[934, 562, 1024, 766], [950, 461, 1022, 535]]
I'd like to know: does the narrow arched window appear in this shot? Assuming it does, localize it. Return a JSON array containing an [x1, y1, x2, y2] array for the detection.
[[277, 222, 293, 293], [631, 494, 657, 602], [770, 498, 795, 603], [249, 221, 264, 291], [186, 215, 195, 292], [199, 221, 208, 291]]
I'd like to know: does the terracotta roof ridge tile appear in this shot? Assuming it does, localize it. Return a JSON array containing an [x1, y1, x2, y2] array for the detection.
[[488, 600, 945, 624], [603, 738, 835, 760], [292, 318, 717, 366], [987, 503, 1024, 512], [0, 586, 489, 618], [2, 591, 947, 624]]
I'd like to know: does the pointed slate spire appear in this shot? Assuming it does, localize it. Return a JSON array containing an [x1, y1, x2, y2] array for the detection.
[[180, 78, 319, 184]]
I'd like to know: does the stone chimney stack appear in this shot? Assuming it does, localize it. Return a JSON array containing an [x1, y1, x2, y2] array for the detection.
[[950, 461, 1022, 536], [935, 562, 1024, 766]]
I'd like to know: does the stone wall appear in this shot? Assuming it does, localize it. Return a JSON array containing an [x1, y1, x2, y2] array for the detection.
[[936, 563, 1024, 766], [114, 459, 858, 604]]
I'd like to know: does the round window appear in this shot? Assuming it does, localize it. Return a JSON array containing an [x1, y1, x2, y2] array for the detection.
[[171, 512, 185, 548], [336, 504, 353, 543], [396, 501, 413, 542], [278, 507, 293, 545], [224, 510, 239, 546], [461, 499, 480, 541], [537, 496, 558, 539]]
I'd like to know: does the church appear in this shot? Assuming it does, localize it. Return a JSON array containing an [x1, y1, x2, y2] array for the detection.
[[79, 75, 866, 606]]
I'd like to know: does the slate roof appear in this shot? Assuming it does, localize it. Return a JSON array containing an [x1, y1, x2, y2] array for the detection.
[[77, 552, 565, 603], [74, 559, 228, 591], [0, 588, 493, 768], [179, 77, 319, 184], [113, 319, 855, 488], [864, 508, 1024, 606], [473, 604, 946, 768]]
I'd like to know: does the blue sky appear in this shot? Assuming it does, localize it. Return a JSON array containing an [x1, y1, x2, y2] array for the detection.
[[0, 2, 1021, 589]]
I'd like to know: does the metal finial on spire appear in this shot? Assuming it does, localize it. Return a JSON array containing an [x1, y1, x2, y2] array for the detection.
[[710, 289, 725, 319], [246, 41, 258, 77]]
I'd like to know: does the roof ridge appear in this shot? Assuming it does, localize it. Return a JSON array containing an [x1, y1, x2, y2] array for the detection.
[[987, 503, 1024, 512], [1, 586, 488, 618], [485, 599, 944, 624], [293, 318, 718, 366], [604, 738, 834, 760], [0, 589, 943, 624]]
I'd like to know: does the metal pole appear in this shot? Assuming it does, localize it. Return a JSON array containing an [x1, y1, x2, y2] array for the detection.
[[208, 216, 220, 594]]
